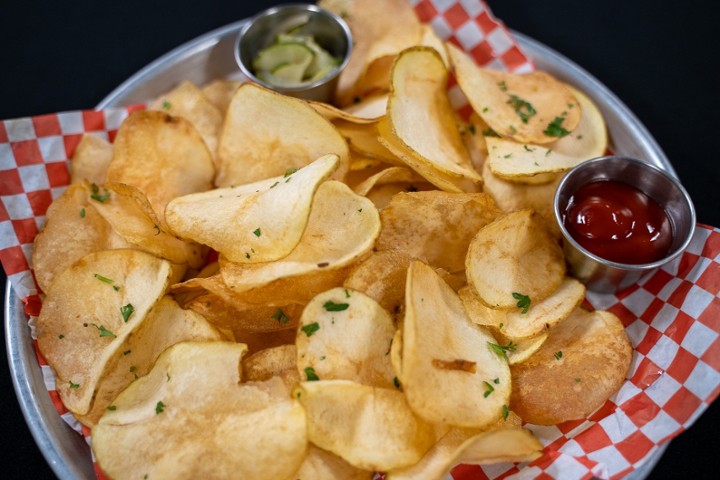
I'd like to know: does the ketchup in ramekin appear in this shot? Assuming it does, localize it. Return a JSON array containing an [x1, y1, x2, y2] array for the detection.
[[561, 180, 672, 264]]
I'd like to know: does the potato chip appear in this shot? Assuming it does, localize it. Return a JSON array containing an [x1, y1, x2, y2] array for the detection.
[[335, 119, 402, 164], [319, 0, 423, 106], [92, 342, 308, 480], [343, 93, 388, 120], [402, 261, 511, 428], [107, 110, 215, 226], [31, 184, 131, 293], [220, 180, 380, 291], [150, 80, 224, 161], [549, 84, 607, 159], [459, 277, 585, 339], [310, 99, 379, 124], [465, 209, 565, 309], [353, 166, 434, 209], [344, 250, 415, 315], [201, 78, 242, 114], [386, 427, 542, 480], [70, 134, 113, 185], [36, 249, 175, 416], [481, 161, 562, 237], [385, 47, 482, 188], [294, 444, 373, 480], [447, 43, 581, 144], [294, 380, 435, 471], [296, 287, 396, 388], [242, 344, 299, 383], [486, 137, 583, 182], [166, 154, 339, 263], [76, 296, 223, 426], [376, 191, 502, 273], [216, 83, 349, 187], [91, 182, 204, 268], [510, 308, 633, 425]]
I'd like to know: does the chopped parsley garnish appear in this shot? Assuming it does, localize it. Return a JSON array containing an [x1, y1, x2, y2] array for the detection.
[[69, 381, 80, 389], [468, 123, 476, 135], [482, 128, 500, 137], [155, 401, 166, 414], [120, 303, 134, 323], [344, 289, 351, 298], [284, 168, 298, 177], [523, 144, 535, 152], [89, 323, 116, 338], [323, 300, 349, 312], [272, 308, 289, 324], [507, 95, 536, 123], [94, 273, 120, 291], [502, 404, 509, 420], [543, 116, 571, 137], [493, 378, 500, 384], [483, 381, 495, 398], [107, 405, 117, 411], [497, 80, 508, 92], [393, 376, 401, 388], [79, 208, 86, 218], [123, 349, 131, 356], [554, 351, 563, 360], [512, 292, 531, 314], [487, 341, 517, 360], [130, 365, 138, 379], [58, 334, 64, 339], [575, 378, 582, 382], [304, 367, 319, 381], [253, 228, 262, 237], [270, 181, 280, 189], [90, 183, 110, 202], [162, 100, 172, 110], [301, 322, 320, 337]]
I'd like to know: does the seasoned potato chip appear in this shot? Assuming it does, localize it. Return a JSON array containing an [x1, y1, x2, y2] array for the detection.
[[447, 43, 581, 144], [402, 261, 511, 428], [377, 191, 501, 273], [220, 180, 379, 291], [92, 182, 204, 268], [343, 93, 388, 120], [466, 209, 565, 309], [294, 380, 435, 471], [335, 119, 402, 164], [201, 78, 242, 114], [510, 308, 633, 425], [344, 250, 415, 315], [150, 80, 223, 161], [107, 110, 215, 226], [353, 166, 434, 209], [36, 249, 175, 416], [294, 444, 373, 480], [459, 277, 585, 339], [31, 184, 131, 293], [166, 154, 338, 263], [76, 296, 223, 426], [385, 47, 482, 188], [387, 427, 542, 479], [242, 344, 299, 381], [216, 83, 349, 187], [93, 342, 308, 480], [296, 287, 396, 388], [486, 137, 583, 181], [70, 134, 113, 185]]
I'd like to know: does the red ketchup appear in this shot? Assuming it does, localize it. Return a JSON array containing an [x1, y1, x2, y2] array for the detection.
[[562, 180, 673, 264]]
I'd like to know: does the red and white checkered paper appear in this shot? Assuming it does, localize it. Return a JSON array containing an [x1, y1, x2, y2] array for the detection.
[[1, 1, 719, 479]]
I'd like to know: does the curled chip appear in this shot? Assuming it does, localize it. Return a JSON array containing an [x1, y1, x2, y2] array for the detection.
[[166, 154, 338, 263], [201, 78, 242, 114], [294, 380, 435, 471], [376, 191, 501, 273], [36, 249, 176, 416], [447, 43, 581, 144], [295, 287, 396, 388], [107, 110, 215, 227], [486, 137, 583, 182], [293, 444, 373, 480], [466, 209, 565, 310], [216, 83, 349, 187], [344, 250, 415, 315], [402, 261, 511, 428], [510, 308, 633, 425], [92, 342, 308, 480], [220, 180, 380, 292], [383, 47, 482, 191]]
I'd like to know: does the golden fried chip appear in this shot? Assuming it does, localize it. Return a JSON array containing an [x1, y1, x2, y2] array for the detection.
[[31, 184, 131, 293], [166, 154, 338, 264], [76, 296, 223, 426], [344, 250, 414, 315], [465, 209, 565, 309], [242, 344, 301, 391], [36, 249, 175, 416], [107, 110, 215, 226], [343, 93, 388, 120], [294, 380, 435, 471], [216, 83, 349, 187], [294, 444, 373, 480], [93, 343, 308, 480], [201, 78, 242, 114], [220, 180, 379, 291], [447, 43, 581, 144], [70, 134, 112, 185], [510, 308, 633, 425], [150, 80, 223, 161], [296, 287, 396, 388], [385, 47, 482, 189], [402, 261, 511, 428], [376, 191, 501, 273]]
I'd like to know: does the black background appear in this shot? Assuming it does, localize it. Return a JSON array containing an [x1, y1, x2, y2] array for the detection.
[[1, 1, 718, 478]]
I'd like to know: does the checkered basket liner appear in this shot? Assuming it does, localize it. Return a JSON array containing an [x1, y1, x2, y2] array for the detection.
[[1, 1, 719, 479]]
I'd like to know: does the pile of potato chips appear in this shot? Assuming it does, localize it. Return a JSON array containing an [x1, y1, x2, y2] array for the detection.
[[32, 1, 631, 478]]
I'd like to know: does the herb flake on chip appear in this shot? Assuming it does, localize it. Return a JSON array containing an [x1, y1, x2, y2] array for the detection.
[[301, 322, 320, 337], [554, 351, 563, 360], [89, 323, 116, 338], [512, 292, 531, 314], [69, 381, 80, 389], [120, 303, 134, 323], [304, 367, 319, 381], [272, 308, 289, 324], [507, 94, 536, 123], [483, 381, 495, 398], [90, 183, 111, 203], [487, 341, 516, 360], [155, 401, 166, 414], [323, 300, 349, 312], [253, 228, 262, 237], [544, 116, 571, 137]]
